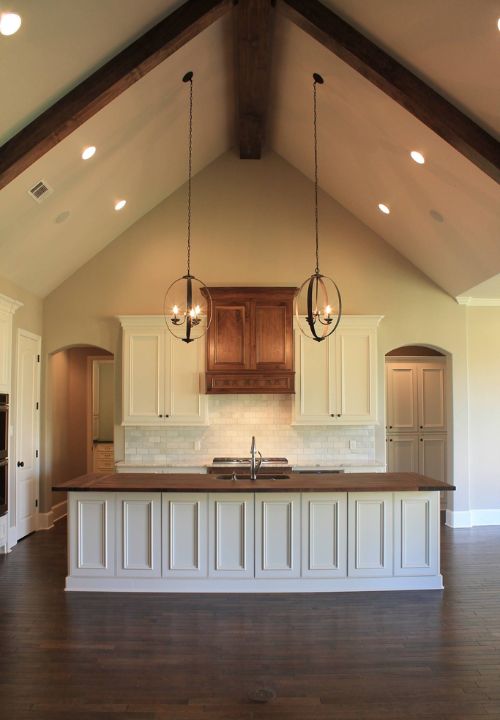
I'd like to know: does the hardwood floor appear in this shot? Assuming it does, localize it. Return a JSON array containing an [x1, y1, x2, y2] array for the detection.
[[1, 520, 499, 720]]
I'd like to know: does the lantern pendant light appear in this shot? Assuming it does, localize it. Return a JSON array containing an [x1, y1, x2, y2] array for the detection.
[[294, 73, 342, 342], [163, 71, 212, 343]]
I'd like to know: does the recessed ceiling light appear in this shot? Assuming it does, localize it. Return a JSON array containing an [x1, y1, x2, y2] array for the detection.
[[410, 150, 425, 165], [497, 17, 500, 31], [81, 146, 96, 160], [0, 12, 22, 36], [114, 199, 127, 211], [378, 203, 390, 215]]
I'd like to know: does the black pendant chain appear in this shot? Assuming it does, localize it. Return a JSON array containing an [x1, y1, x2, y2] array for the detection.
[[313, 73, 323, 276], [183, 71, 193, 277]]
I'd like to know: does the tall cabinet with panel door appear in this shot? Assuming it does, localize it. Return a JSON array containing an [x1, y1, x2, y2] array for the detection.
[[119, 316, 207, 427], [386, 358, 447, 496]]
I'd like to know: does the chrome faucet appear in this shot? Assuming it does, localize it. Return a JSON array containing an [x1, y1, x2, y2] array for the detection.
[[250, 436, 263, 481]]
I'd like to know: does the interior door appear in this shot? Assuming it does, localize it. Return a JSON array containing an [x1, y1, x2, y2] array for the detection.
[[16, 330, 41, 540]]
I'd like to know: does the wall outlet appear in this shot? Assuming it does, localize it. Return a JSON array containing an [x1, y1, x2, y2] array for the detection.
[[349, 440, 356, 450], [194, 440, 201, 451]]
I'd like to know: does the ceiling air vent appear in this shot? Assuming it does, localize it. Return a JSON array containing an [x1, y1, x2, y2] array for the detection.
[[28, 179, 53, 203]]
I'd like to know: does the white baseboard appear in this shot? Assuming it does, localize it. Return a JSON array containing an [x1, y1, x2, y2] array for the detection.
[[37, 500, 68, 531], [446, 508, 500, 528]]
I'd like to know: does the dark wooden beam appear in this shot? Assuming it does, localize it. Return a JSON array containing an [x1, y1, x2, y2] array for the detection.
[[0, 0, 233, 190], [277, 0, 500, 183], [236, 0, 274, 159]]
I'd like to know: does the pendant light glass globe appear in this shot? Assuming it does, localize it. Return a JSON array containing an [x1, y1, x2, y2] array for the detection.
[[294, 73, 342, 343], [163, 71, 212, 343]]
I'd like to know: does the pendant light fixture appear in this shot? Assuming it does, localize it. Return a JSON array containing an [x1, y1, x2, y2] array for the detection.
[[294, 73, 342, 342], [163, 71, 212, 343]]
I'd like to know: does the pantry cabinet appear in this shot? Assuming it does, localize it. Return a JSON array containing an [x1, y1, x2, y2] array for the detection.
[[0, 293, 23, 394], [386, 360, 446, 433], [119, 316, 207, 426], [293, 316, 382, 425]]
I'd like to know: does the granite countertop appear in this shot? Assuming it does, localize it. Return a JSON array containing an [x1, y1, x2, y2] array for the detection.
[[52, 471, 455, 494]]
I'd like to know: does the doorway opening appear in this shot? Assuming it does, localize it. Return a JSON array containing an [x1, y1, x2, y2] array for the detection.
[[385, 345, 451, 511], [49, 346, 114, 510]]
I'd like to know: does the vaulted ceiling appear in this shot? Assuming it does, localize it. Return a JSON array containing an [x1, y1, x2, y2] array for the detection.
[[0, 0, 498, 299]]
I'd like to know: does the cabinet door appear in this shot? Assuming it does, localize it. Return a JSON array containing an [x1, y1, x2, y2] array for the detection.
[[301, 493, 347, 578], [394, 492, 439, 576], [162, 493, 208, 578], [0, 309, 13, 393], [335, 327, 377, 423], [207, 301, 252, 371], [122, 327, 164, 424], [165, 334, 207, 425], [69, 493, 115, 577], [116, 493, 161, 577], [255, 300, 293, 371], [348, 493, 393, 577], [387, 434, 419, 473], [293, 330, 335, 424], [255, 494, 301, 578], [386, 363, 418, 432], [208, 494, 254, 578], [417, 363, 446, 431], [419, 434, 446, 483]]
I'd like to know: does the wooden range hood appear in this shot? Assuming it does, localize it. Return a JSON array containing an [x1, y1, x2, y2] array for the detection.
[[205, 287, 296, 394]]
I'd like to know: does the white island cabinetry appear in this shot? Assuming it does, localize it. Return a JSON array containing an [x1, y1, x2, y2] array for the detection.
[[65, 487, 442, 592]]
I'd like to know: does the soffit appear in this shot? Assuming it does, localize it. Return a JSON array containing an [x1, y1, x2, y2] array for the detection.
[[269, 15, 500, 299]]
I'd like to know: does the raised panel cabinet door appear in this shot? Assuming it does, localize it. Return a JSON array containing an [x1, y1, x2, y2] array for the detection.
[[386, 434, 419, 473], [162, 493, 208, 578], [417, 363, 446, 431], [255, 493, 301, 578], [386, 363, 418, 432], [165, 333, 207, 425], [208, 494, 254, 578], [207, 302, 251, 371], [348, 493, 393, 577], [0, 310, 12, 393], [293, 329, 335, 424], [122, 327, 164, 424], [394, 492, 439, 576], [419, 434, 447, 483], [301, 493, 347, 578], [69, 493, 115, 577], [335, 327, 377, 423], [116, 493, 161, 577], [255, 302, 293, 370]]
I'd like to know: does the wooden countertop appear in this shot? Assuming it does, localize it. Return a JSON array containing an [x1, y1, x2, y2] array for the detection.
[[52, 472, 455, 493]]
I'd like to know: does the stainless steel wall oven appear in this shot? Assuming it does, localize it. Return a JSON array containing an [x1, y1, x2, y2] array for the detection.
[[0, 394, 9, 516]]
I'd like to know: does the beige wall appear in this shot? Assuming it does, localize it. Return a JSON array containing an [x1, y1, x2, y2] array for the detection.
[[42, 151, 472, 512], [467, 308, 500, 512]]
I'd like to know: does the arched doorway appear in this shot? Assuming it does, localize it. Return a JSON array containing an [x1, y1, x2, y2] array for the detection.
[[385, 344, 451, 513], [49, 346, 114, 512]]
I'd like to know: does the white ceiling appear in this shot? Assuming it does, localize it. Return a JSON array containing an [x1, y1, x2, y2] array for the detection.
[[0, 0, 498, 299]]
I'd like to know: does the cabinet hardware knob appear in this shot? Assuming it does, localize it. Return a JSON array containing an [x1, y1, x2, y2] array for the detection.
[[420, 438, 423, 442], [165, 414, 169, 418], [389, 439, 393, 442], [337, 414, 341, 417], [330, 414, 334, 417], [159, 414, 163, 418], [420, 425, 423, 429], [17, 461, 24, 467], [389, 425, 393, 429]]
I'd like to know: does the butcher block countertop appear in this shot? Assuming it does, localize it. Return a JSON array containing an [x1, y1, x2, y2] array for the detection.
[[52, 472, 455, 493]]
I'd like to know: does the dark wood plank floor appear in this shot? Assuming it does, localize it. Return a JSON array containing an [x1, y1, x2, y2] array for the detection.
[[1, 520, 500, 720]]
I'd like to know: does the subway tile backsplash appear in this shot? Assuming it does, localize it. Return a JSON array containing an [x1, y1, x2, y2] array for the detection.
[[124, 395, 375, 466]]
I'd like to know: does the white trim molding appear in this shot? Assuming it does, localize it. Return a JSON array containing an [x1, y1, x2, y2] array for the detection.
[[456, 296, 500, 307], [37, 500, 68, 531], [446, 508, 500, 528], [0, 293, 23, 314]]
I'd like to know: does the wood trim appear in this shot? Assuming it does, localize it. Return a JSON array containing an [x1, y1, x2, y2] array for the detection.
[[277, 0, 500, 183], [0, 0, 233, 190], [236, 0, 274, 158]]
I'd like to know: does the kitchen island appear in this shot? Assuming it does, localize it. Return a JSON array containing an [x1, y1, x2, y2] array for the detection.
[[53, 472, 454, 593]]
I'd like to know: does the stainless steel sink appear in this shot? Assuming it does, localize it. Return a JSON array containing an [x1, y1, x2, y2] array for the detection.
[[216, 474, 290, 481]]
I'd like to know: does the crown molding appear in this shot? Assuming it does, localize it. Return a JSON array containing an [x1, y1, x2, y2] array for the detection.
[[456, 296, 500, 307], [0, 293, 23, 314]]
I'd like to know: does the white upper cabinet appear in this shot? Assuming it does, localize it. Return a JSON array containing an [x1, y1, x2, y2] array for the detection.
[[386, 360, 446, 433], [119, 316, 207, 426], [0, 293, 23, 394], [293, 316, 382, 425]]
